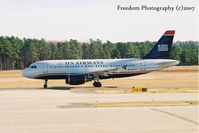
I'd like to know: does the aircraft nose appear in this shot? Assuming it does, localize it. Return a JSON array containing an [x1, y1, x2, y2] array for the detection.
[[22, 69, 27, 77], [22, 69, 30, 78]]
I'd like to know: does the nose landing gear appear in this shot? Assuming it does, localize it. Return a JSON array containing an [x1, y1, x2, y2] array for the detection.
[[44, 79, 48, 88]]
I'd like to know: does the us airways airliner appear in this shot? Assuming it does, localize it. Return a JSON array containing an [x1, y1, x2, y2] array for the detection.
[[22, 30, 179, 88]]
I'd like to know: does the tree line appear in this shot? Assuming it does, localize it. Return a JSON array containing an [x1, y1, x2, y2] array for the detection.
[[0, 36, 198, 70]]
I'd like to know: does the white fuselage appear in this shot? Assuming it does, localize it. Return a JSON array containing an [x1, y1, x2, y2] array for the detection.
[[22, 30, 177, 87], [22, 58, 179, 79]]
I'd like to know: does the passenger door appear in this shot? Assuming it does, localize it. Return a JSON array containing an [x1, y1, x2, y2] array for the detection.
[[134, 61, 145, 71], [42, 62, 48, 73], [142, 61, 146, 71]]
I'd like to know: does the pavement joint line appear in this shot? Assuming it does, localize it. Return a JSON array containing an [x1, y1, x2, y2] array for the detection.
[[150, 108, 199, 126]]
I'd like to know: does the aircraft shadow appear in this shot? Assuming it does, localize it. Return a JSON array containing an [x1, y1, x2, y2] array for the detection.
[[43, 86, 118, 90], [43, 86, 72, 90]]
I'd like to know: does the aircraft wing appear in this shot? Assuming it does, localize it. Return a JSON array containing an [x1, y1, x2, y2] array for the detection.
[[86, 66, 126, 76]]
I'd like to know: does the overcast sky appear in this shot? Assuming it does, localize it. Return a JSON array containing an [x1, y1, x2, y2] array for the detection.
[[0, 0, 198, 42]]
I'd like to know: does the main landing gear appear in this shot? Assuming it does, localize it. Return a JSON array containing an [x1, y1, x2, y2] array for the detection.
[[44, 79, 48, 88], [93, 82, 102, 87], [93, 77, 102, 87]]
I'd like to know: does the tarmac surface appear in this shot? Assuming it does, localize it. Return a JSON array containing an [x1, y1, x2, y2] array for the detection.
[[0, 88, 198, 133]]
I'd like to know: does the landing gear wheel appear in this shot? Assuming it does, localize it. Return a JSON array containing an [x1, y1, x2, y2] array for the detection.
[[44, 84, 47, 88], [43, 79, 48, 88], [93, 82, 102, 87]]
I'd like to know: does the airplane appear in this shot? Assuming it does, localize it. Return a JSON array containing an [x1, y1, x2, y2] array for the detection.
[[22, 30, 179, 88]]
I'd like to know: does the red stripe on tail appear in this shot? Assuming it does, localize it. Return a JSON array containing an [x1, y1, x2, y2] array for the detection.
[[164, 30, 175, 35]]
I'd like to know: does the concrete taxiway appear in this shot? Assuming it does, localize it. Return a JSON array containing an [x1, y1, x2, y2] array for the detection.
[[0, 88, 198, 133]]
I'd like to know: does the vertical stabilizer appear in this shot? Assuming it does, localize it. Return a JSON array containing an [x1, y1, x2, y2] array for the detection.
[[143, 30, 175, 59]]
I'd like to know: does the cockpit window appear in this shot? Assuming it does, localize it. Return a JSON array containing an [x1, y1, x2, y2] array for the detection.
[[30, 65, 37, 69]]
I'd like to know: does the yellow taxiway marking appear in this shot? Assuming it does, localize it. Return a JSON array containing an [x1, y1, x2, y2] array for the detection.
[[56, 101, 198, 109]]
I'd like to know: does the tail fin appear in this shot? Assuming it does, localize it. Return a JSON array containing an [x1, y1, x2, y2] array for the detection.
[[143, 30, 175, 59]]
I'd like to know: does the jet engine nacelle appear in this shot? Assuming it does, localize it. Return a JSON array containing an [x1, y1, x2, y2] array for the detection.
[[65, 75, 91, 85]]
